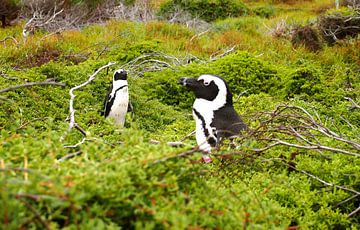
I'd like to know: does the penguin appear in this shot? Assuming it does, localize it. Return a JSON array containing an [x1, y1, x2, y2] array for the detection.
[[178, 74, 247, 162], [102, 69, 131, 126]]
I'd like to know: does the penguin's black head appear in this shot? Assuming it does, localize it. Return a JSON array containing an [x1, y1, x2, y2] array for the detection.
[[178, 74, 233, 104], [113, 69, 127, 81]]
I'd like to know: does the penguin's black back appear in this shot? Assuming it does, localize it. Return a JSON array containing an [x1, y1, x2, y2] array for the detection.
[[212, 104, 247, 138]]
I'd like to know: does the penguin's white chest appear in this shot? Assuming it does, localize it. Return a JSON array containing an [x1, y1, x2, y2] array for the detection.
[[108, 87, 129, 126]]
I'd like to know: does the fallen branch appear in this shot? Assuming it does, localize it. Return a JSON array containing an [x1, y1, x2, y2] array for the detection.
[[17, 198, 51, 230], [0, 36, 18, 45], [152, 147, 200, 165], [64, 137, 88, 148], [189, 29, 209, 42], [345, 97, 360, 110], [57, 150, 82, 162], [210, 45, 237, 61], [68, 62, 115, 131], [0, 80, 65, 94], [348, 206, 360, 218]]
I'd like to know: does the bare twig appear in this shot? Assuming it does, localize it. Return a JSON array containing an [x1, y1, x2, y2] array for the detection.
[[0, 95, 13, 102], [0, 81, 65, 94], [189, 29, 209, 42], [210, 45, 237, 61], [63, 138, 87, 148], [57, 151, 82, 162], [179, 130, 196, 142], [286, 163, 360, 195], [152, 147, 200, 164], [0, 36, 18, 45], [345, 97, 360, 110], [334, 194, 360, 208], [68, 62, 115, 131], [348, 206, 360, 217], [17, 198, 51, 230]]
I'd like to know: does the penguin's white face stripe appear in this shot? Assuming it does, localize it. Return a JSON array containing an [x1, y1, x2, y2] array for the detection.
[[197, 74, 228, 107]]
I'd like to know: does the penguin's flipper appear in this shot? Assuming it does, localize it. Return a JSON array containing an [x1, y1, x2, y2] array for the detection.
[[102, 84, 114, 117], [127, 101, 133, 113]]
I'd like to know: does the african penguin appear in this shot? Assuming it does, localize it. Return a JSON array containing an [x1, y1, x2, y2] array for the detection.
[[178, 74, 247, 162], [102, 69, 131, 126]]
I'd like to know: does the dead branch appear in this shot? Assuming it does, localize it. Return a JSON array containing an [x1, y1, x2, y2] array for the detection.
[[285, 163, 360, 195], [345, 97, 360, 110], [68, 62, 115, 131], [210, 45, 237, 61], [0, 80, 65, 94], [23, 2, 65, 41], [334, 194, 360, 208], [348, 206, 360, 217], [152, 147, 200, 165], [0, 36, 18, 45], [63, 137, 88, 148], [149, 139, 184, 147], [189, 29, 210, 42], [0, 95, 13, 102], [179, 130, 196, 142], [17, 198, 51, 230], [57, 150, 82, 162]]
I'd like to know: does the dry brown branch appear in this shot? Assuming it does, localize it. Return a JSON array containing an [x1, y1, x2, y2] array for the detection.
[[68, 62, 115, 131], [345, 97, 360, 110], [179, 130, 196, 142], [23, 3, 65, 41], [57, 150, 82, 162], [189, 30, 210, 42], [0, 36, 18, 45], [152, 147, 200, 164], [149, 139, 184, 147], [0, 80, 65, 94], [210, 45, 237, 61], [17, 198, 51, 230], [64, 137, 88, 148], [348, 206, 360, 217], [0, 95, 13, 102], [334, 194, 360, 208], [285, 163, 360, 195]]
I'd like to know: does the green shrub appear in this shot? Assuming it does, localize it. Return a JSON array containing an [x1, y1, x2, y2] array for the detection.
[[253, 5, 276, 18], [213, 16, 263, 33], [142, 51, 279, 109], [158, 0, 249, 22]]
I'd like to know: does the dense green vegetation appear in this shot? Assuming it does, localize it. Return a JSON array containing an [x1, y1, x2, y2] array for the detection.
[[1, 0, 359, 229]]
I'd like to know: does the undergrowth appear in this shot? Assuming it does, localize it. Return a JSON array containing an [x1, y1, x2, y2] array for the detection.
[[0, 0, 359, 229]]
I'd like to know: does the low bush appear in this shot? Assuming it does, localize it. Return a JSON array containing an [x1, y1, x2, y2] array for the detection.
[[291, 25, 322, 52], [318, 7, 360, 44], [253, 5, 277, 18], [158, 0, 249, 22]]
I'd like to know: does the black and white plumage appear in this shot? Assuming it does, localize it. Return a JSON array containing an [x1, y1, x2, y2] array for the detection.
[[179, 74, 247, 162], [102, 69, 130, 126]]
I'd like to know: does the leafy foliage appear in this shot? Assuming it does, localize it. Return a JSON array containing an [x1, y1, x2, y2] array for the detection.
[[158, 0, 249, 22], [0, 1, 360, 229]]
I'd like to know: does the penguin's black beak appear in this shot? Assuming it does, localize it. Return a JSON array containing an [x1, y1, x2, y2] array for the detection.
[[178, 77, 198, 87], [178, 77, 188, 86]]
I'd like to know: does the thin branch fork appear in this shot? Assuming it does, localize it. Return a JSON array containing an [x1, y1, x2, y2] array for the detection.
[[345, 97, 360, 110], [0, 80, 65, 94], [17, 198, 51, 230], [68, 62, 115, 130], [0, 36, 18, 45], [253, 138, 360, 158]]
